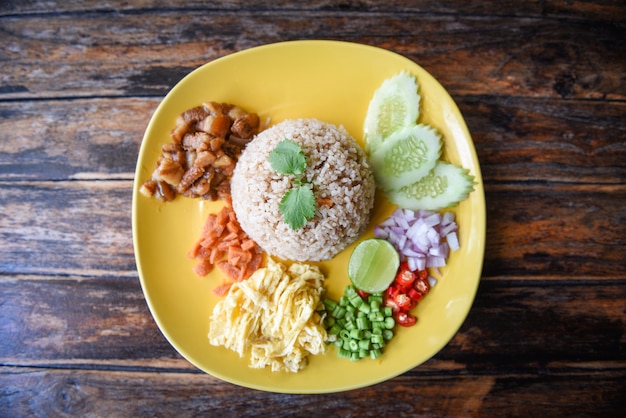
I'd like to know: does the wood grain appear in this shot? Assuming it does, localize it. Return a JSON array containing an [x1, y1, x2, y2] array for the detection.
[[0, 99, 155, 180], [1, 276, 623, 365], [467, 97, 626, 184], [1, 1, 625, 416], [1, 180, 624, 278], [3, 0, 625, 22], [0, 181, 135, 277], [2, 97, 624, 183], [2, 367, 624, 417], [1, 275, 625, 416], [0, 1, 545, 17], [2, 11, 624, 100]]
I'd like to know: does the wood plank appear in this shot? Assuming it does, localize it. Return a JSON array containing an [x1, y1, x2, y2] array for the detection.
[[1, 180, 624, 278], [6, 0, 624, 22], [0, 98, 156, 180], [1, 12, 624, 100], [1, 1, 623, 414], [2, 97, 625, 184], [0, 276, 175, 363], [0, 1, 544, 17], [1, 276, 624, 367], [545, 0, 626, 21], [1, 365, 625, 416], [467, 96, 626, 185], [483, 183, 626, 278], [0, 181, 136, 277], [5, 0, 624, 23]]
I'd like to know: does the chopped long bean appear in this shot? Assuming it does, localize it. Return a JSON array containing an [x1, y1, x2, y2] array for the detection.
[[322, 285, 397, 361]]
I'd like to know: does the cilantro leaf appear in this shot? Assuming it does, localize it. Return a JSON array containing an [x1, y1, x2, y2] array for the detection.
[[279, 185, 316, 230], [269, 139, 316, 229], [268, 139, 306, 176]]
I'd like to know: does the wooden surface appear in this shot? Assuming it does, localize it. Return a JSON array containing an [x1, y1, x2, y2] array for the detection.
[[1, 1, 625, 416]]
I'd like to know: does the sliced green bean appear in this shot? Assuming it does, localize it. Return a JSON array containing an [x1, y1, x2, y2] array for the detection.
[[322, 285, 398, 362]]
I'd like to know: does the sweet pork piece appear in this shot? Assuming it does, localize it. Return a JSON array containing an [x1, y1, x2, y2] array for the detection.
[[140, 102, 261, 201]]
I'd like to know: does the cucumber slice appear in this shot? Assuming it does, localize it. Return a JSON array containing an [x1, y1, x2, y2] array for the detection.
[[363, 72, 421, 153], [387, 161, 475, 211], [369, 124, 442, 191]]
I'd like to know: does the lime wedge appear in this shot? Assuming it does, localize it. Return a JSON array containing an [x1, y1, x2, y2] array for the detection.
[[363, 71, 421, 153], [348, 238, 400, 293]]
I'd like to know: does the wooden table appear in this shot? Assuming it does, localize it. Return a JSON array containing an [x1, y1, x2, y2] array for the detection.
[[1, 1, 625, 416]]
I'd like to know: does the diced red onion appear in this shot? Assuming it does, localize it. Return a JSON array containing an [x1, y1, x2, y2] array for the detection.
[[424, 212, 441, 227], [428, 276, 438, 287], [396, 215, 410, 230], [375, 208, 460, 274], [426, 256, 446, 268], [442, 211, 455, 225], [439, 222, 458, 237], [427, 227, 439, 244], [374, 226, 388, 239], [391, 226, 405, 236], [402, 247, 422, 257], [447, 232, 460, 251], [397, 234, 407, 251], [429, 242, 449, 258], [378, 217, 397, 228]]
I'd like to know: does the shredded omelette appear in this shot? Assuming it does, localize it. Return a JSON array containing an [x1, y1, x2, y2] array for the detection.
[[208, 258, 327, 372]]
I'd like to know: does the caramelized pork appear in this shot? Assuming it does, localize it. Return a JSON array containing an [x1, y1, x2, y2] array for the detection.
[[141, 102, 261, 201]]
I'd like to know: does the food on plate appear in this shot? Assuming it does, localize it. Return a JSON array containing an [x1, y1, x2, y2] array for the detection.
[[368, 124, 441, 191], [371, 208, 460, 330], [374, 208, 460, 272], [142, 101, 266, 292], [230, 118, 376, 262], [324, 206, 462, 363], [208, 258, 327, 372], [386, 161, 475, 211], [188, 203, 264, 289], [363, 72, 475, 210], [143, 70, 471, 372], [140, 102, 261, 201], [363, 71, 421, 153], [383, 262, 431, 328], [268, 139, 316, 230], [322, 286, 395, 361], [347, 238, 400, 294]]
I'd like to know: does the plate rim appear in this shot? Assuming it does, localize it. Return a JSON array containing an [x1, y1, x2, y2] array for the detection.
[[131, 39, 486, 393]]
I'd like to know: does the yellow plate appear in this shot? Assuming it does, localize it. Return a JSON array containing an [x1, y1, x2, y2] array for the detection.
[[132, 40, 485, 393]]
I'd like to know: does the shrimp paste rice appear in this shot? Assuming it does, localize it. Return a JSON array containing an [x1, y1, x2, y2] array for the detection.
[[231, 118, 375, 262]]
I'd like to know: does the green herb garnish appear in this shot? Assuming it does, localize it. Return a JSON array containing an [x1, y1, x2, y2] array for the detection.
[[268, 139, 316, 230], [279, 185, 315, 230], [268, 139, 307, 176]]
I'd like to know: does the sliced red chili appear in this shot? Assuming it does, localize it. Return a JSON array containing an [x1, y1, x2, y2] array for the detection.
[[414, 278, 430, 295], [408, 288, 423, 302], [394, 293, 417, 310], [384, 296, 401, 312], [386, 284, 401, 300], [381, 264, 430, 328], [395, 265, 416, 288], [394, 293, 417, 311], [394, 311, 417, 327]]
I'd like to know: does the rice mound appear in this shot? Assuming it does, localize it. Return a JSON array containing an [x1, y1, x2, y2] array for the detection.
[[231, 118, 376, 262]]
